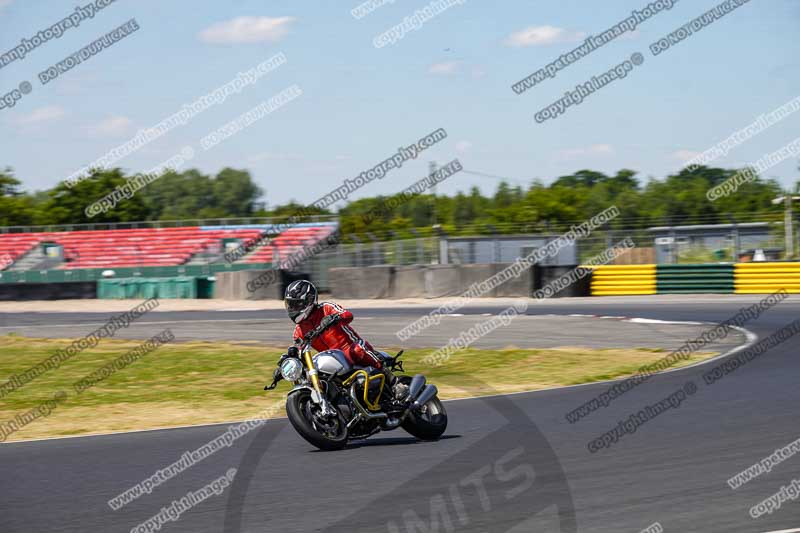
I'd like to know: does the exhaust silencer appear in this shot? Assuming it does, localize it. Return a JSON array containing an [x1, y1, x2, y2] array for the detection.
[[407, 374, 426, 401], [412, 384, 438, 410]]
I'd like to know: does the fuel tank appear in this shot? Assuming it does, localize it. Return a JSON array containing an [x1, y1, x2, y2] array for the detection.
[[313, 349, 352, 377]]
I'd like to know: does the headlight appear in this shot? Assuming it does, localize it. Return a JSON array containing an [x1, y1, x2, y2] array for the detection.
[[280, 358, 303, 382]]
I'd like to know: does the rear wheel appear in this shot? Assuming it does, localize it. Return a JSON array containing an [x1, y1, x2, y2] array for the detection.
[[286, 390, 348, 451], [397, 376, 448, 440], [403, 396, 447, 440]]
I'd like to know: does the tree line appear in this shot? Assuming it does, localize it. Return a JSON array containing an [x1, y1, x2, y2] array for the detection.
[[0, 165, 796, 237]]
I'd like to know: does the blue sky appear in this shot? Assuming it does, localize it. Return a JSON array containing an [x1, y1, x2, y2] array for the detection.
[[0, 0, 798, 207]]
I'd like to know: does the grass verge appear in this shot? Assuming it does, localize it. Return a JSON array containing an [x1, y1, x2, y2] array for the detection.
[[0, 335, 717, 442]]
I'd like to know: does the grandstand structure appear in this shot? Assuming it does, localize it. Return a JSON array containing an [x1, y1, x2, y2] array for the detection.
[[0, 220, 338, 283]]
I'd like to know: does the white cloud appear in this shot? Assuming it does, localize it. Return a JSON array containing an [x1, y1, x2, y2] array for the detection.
[[15, 106, 66, 125], [673, 149, 701, 162], [557, 144, 614, 159], [428, 61, 461, 75], [505, 25, 585, 47], [455, 140, 473, 153], [199, 16, 295, 44], [89, 116, 132, 137]]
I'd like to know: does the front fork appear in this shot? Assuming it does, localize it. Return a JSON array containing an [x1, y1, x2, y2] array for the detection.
[[302, 348, 336, 417], [302, 349, 323, 394]]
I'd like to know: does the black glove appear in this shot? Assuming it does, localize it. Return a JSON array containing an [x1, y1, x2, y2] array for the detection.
[[320, 314, 340, 330]]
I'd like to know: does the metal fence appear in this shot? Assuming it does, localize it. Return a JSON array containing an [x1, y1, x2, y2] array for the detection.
[[1, 219, 796, 289], [293, 238, 439, 292], [304, 223, 796, 291]]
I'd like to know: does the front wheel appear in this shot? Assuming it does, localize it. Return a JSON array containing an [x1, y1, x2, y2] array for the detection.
[[286, 390, 348, 451]]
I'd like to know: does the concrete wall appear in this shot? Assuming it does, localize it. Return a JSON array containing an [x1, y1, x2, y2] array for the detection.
[[214, 271, 235, 300], [424, 265, 463, 298], [329, 266, 393, 299], [214, 270, 309, 300], [214, 264, 595, 300], [391, 265, 426, 298], [460, 264, 499, 297], [494, 263, 534, 297], [216, 271, 263, 300], [329, 264, 536, 299]]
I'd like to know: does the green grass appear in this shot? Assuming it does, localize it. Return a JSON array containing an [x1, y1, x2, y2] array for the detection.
[[0, 335, 716, 441]]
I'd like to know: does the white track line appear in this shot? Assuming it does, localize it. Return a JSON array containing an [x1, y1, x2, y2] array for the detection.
[[760, 529, 800, 533], [0, 318, 284, 330], [627, 317, 704, 325], [0, 317, 758, 445]]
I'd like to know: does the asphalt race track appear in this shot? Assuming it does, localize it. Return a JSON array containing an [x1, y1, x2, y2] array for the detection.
[[0, 308, 748, 351], [2, 297, 800, 532]]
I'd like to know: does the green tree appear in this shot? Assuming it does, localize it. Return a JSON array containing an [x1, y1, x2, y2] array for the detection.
[[42, 168, 150, 224], [141, 169, 216, 220], [0, 169, 37, 226], [212, 168, 263, 217]]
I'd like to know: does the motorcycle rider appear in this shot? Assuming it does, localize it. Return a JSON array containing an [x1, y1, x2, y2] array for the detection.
[[284, 279, 385, 372]]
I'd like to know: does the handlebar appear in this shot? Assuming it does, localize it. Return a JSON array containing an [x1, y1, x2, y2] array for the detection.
[[264, 366, 282, 390]]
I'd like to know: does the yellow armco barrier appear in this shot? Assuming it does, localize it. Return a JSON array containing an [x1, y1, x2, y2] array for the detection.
[[586, 264, 656, 296], [734, 262, 800, 294]]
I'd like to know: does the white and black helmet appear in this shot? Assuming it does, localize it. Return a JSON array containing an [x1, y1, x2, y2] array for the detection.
[[284, 280, 318, 323]]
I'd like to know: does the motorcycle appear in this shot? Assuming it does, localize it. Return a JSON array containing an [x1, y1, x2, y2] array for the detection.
[[264, 317, 448, 451]]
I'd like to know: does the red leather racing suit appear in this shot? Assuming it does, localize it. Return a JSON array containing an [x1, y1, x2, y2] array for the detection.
[[293, 302, 382, 369]]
